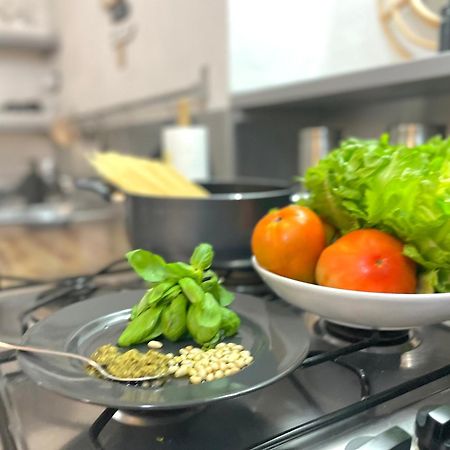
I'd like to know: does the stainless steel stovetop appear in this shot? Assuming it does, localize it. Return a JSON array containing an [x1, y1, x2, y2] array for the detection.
[[0, 269, 450, 450]]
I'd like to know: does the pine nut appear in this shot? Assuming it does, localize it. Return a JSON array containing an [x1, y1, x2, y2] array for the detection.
[[174, 366, 187, 378], [147, 340, 163, 349]]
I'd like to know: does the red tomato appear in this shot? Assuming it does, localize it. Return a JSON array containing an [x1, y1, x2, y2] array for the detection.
[[252, 205, 326, 282], [315, 229, 417, 293]]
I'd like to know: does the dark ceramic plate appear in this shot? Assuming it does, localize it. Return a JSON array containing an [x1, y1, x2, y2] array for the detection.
[[18, 290, 309, 411]]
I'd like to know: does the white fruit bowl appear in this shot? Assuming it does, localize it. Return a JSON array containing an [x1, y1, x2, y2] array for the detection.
[[252, 256, 450, 330]]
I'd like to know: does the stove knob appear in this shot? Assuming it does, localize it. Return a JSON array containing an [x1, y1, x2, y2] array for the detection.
[[416, 404, 450, 449], [345, 426, 411, 450]]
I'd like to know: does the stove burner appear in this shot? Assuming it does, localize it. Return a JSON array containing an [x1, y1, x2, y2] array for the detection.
[[217, 267, 272, 296], [112, 407, 205, 426], [306, 315, 422, 354], [18, 261, 140, 332], [324, 322, 411, 347]]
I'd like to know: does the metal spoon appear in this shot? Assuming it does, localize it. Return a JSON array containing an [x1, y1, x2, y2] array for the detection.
[[0, 341, 167, 383]]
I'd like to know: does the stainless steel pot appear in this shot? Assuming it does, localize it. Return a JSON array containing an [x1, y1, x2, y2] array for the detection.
[[77, 178, 293, 269], [298, 126, 341, 177], [387, 123, 446, 147]]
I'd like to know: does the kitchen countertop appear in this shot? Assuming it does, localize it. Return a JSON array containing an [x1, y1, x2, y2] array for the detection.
[[0, 218, 130, 280]]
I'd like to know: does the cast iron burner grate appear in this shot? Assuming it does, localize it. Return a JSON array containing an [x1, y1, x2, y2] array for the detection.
[[324, 322, 411, 346], [216, 267, 271, 296]]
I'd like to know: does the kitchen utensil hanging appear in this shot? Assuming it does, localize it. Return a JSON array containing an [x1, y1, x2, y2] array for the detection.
[[378, 0, 441, 59]]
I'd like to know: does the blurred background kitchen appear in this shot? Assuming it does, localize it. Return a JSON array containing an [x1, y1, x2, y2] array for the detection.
[[0, 0, 448, 280]]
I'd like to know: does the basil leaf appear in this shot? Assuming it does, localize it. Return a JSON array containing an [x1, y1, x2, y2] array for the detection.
[[130, 304, 139, 320], [202, 330, 223, 350], [118, 304, 164, 347], [213, 284, 235, 307], [186, 293, 222, 344], [162, 284, 182, 302], [190, 243, 214, 270], [133, 280, 175, 317], [146, 280, 177, 306], [134, 289, 152, 317], [126, 249, 166, 282], [161, 294, 188, 341], [165, 262, 199, 281], [201, 270, 219, 292], [202, 279, 216, 292], [219, 307, 240, 337], [143, 314, 164, 341], [179, 277, 205, 304]]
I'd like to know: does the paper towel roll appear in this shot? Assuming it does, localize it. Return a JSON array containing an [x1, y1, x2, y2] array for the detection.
[[162, 126, 210, 182]]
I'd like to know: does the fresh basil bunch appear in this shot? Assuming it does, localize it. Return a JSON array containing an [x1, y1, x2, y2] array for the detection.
[[118, 243, 240, 347]]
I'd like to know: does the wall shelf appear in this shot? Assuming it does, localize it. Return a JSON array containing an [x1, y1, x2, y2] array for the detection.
[[0, 112, 51, 133], [232, 53, 450, 111], [0, 29, 57, 52]]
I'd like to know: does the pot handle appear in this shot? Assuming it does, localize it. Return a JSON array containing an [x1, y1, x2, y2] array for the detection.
[[75, 177, 118, 202]]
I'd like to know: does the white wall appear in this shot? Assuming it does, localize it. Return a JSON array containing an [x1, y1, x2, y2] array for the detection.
[[229, 0, 441, 93], [55, 0, 229, 118]]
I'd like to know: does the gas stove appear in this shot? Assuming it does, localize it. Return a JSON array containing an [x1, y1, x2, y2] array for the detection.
[[0, 265, 450, 449]]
